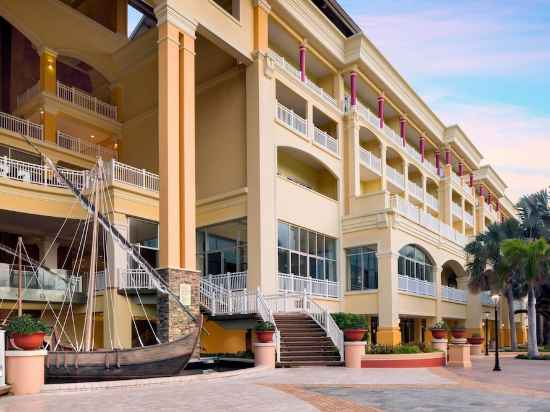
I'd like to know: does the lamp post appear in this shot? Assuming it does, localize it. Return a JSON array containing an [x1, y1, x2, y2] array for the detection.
[[492, 294, 501, 371], [484, 312, 490, 356]]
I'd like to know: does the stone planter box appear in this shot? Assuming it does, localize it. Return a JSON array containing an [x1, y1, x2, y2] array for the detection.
[[361, 352, 446, 368]]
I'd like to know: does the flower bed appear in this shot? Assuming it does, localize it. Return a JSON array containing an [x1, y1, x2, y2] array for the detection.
[[362, 351, 446, 368]]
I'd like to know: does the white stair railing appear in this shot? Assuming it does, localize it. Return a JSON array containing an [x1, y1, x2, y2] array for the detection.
[[256, 289, 281, 362]]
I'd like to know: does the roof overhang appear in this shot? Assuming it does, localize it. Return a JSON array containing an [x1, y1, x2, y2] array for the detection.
[[444, 125, 483, 170], [474, 165, 508, 198]]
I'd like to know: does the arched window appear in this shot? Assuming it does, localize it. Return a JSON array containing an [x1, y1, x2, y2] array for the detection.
[[397, 245, 434, 282]]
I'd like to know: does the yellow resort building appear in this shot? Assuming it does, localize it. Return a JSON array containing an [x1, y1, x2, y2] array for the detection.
[[0, 0, 527, 363]]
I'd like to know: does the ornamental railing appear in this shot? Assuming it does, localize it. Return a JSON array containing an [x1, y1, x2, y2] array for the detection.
[[57, 81, 117, 120], [104, 159, 159, 192], [276, 101, 307, 136], [277, 272, 340, 298], [313, 126, 338, 154], [398, 275, 435, 297], [358, 147, 382, 174], [57, 131, 116, 159], [441, 285, 467, 303], [0, 111, 43, 141], [206, 271, 247, 291]]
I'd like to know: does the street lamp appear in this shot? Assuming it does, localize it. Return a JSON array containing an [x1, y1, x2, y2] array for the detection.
[[492, 294, 501, 371], [484, 311, 491, 356]]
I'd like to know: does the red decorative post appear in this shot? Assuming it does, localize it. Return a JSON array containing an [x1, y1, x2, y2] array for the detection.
[[419, 136, 425, 162], [487, 192, 492, 204], [445, 148, 451, 165], [496, 201, 500, 212], [299, 44, 306, 82], [350, 71, 357, 107], [458, 162, 464, 177], [400, 116, 407, 147], [377, 95, 385, 128], [469, 173, 474, 187], [479, 185, 484, 197], [435, 150, 441, 175]]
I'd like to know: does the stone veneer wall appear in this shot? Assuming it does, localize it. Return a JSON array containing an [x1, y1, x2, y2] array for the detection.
[[157, 268, 201, 358]]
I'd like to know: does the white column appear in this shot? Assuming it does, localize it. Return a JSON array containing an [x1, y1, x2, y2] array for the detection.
[[40, 237, 58, 269]]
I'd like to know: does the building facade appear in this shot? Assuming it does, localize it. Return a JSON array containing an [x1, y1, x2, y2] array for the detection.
[[0, 0, 524, 353]]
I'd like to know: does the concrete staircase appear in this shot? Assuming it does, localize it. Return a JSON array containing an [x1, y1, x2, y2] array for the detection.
[[274, 313, 343, 367]]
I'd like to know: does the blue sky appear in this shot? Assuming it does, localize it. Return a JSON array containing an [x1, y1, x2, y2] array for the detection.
[[339, 0, 550, 201]]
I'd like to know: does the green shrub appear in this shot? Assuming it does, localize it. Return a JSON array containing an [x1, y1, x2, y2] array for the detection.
[[6, 314, 50, 335], [255, 321, 275, 331], [200, 351, 254, 359], [365, 344, 422, 354], [431, 321, 448, 330], [516, 354, 550, 360], [331, 313, 369, 330]]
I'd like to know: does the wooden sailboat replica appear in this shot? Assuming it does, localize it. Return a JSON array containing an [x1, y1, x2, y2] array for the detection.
[[3, 142, 201, 382]]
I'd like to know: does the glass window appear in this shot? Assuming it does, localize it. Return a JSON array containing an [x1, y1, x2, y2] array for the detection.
[[308, 231, 316, 255], [289, 226, 299, 251], [398, 245, 434, 283], [290, 252, 299, 276], [325, 238, 336, 260], [278, 249, 289, 274], [348, 253, 362, 290], [299, 228, 308, 253], [278, 221, 289, 248], [346, 246, 378, 291], [317, 258, 325, 280], [309, 257, 317, 278], [316, 235, 324, 257], [300, 255, 307, 277]]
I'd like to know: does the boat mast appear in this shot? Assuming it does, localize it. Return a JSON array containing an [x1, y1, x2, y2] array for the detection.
[[17, 237, 23, 317], [83, 162, 101, 352]]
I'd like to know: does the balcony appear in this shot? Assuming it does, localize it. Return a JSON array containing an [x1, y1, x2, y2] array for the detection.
[[464, 210, 474, 227], [441, 285, 467, 303], [408, 180, 424, 202], [359, 147, 382, 175], [452, 202, 463, 219], [267, 50, 339, 111], [451, 171, 474, 199], [481, 291, 495, 306], [393, 196, 468, 247], [0, 155, 159, 193], [205, 271, 247, 291], [276, 101, 307, 137], [277, 272, 340, 298], [0, 112, 43, 141], [398, 275, 435, 297], [313, 126, 338, 155], [426, 192, 439, 212], [57, 131, 116, 160], [387, 165, 405, 190]]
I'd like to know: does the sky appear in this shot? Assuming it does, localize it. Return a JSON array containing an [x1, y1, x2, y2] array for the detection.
[[338, 0, 550, 202]]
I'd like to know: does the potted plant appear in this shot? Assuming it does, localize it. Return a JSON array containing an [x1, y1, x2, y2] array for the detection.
[[451, 326, 467, 339], [467, 333, 484, 345], [7, 314, 50, 350], [331, 313, 368, 341], [430, 321, 448, 339], [255, 321, 275, 343]]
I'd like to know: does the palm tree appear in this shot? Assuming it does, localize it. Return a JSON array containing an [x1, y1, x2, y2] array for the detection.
[[465, 220, 523, 351], [501, 238, 550, 358], [516, 189, 550, 240]]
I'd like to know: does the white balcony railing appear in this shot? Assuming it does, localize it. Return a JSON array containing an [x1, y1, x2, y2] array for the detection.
[[441, 285, 467, 303], [57, 131, 116, 159], [56, 81, 117, 120], [313, 127, 338, 155], [358, 147, 382, 174], [406, 144, 422, 163], [277, 273, 340, 298], [267, 50, 338, 110], [481, 291, 496, 306], [0, 155, 159, 193], [387, 165, 405, 189], [398, 275, 435, 297], [425, 192, 439, 211], [276, 101, 307, 136], [393, 195, 468, 247], [206, 271, 247, 291], [408, 180, 424, 201], [16, 83, 40, 108], [0, 112, 43, 141], [452, 202, 463, 219], [118, 268, 156, 289], [464, 210, 474, 227], [104, 159, 159, 192], [356, 101, 380, 129]]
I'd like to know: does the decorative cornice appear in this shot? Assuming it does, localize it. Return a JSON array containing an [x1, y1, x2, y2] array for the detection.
[[154, 3, 198, 39], [253, 0, 272, 13], [37, 46, 58, 58]]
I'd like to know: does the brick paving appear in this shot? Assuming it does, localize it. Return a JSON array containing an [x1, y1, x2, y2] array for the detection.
[[2, 357, 549, 411]]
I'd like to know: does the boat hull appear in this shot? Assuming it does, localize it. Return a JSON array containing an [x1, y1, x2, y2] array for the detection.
[[46, 320, 201, 382]]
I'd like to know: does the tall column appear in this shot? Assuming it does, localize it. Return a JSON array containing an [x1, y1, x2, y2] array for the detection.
[[253, 0, 270, 53], [39, 48, 58, 144], [377, 94, 385, 128], [350, 71, 357, 107], [103, 212, 132, 349], [399, 116, 407, 147], [344, 112, 360, 212], [247, 0, 277, 293], [157, 18, 181, 269], [380, 143, 387, 191], [299, 43, 306, 82], [179, 28, 197, 270], [376, 251, 401, 345], [333, 71, 345, 110], [115, 0, 128, 36]]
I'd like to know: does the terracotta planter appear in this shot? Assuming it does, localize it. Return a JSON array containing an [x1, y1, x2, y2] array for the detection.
[[451, 329, 467, 339], [344, 329, 366, 342], [12, 332, 45, 350], [431, 329, 447, 339], [467, 336, 484, 345], [256, 330, 275, 343]]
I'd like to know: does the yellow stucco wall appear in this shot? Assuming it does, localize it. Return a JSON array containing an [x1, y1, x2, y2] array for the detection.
[[201, 319, 247, 354]]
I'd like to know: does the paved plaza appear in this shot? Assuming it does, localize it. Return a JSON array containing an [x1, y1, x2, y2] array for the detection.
[[1, 356, 549, 412]]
